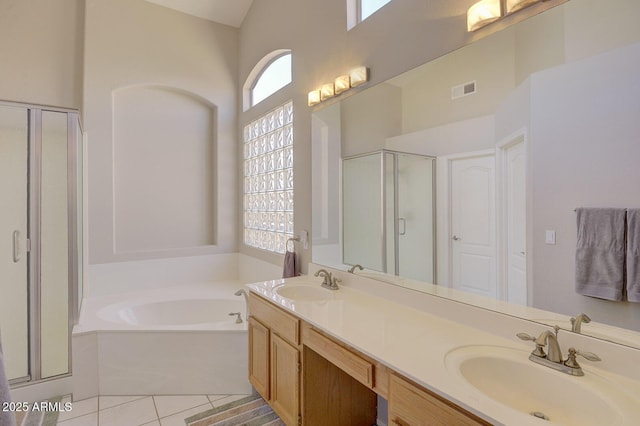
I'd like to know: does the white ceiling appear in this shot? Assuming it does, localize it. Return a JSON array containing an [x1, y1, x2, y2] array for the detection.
[[144, 0, 253, 27]]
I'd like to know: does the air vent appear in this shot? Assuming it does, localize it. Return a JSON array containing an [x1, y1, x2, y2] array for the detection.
[[451, 80, 477, 100]]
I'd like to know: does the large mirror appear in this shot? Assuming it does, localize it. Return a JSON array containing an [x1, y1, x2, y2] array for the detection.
[[311, 0, 640, 348]]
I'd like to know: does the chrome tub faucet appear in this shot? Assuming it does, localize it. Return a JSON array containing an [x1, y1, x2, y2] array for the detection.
[[235, 289, 249, 320]]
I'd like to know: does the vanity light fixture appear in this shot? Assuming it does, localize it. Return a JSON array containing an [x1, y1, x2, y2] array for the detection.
[[506, 0, 540, 13], [308, 90, 321, 106], [334, 75, 351, 95], [320, 83, 335, 101], [467, 0, 501, 32], [308, 66, 370, 107], [349, 66, 369, 87], [467, 0, 547, 32]]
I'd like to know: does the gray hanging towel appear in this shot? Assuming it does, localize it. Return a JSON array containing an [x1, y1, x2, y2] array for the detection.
[[282, 250, 297, 278], [0, 331, 17, 426], [575, 208, 626, 301], [626, 209, 640, 302]]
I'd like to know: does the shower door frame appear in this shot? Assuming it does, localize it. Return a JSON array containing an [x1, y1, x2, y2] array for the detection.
[[2, 100, 82, 387], [341, 149, 436, 279]]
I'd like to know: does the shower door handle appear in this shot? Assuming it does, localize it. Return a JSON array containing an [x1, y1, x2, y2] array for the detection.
[[13, 230, 20, 262], [398, 218, 406, 236]]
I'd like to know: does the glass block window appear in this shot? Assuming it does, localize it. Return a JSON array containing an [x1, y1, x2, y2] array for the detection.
[[243, 101, 294, 253]]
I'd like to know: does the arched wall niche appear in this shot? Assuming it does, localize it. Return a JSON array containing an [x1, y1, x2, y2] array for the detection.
[[112, 84, 217, 253]]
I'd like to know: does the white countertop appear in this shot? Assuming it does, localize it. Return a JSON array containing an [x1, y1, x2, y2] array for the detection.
[[247, 276, 640, 426]]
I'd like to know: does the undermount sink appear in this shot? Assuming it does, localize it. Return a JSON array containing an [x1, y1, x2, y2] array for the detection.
[[445, 345, 638, 425], [276, 285, 334, 301]]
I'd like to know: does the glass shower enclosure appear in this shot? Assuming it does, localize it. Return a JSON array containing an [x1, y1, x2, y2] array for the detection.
[[343, 150, 435, 283], [0, 101, 83, 385]]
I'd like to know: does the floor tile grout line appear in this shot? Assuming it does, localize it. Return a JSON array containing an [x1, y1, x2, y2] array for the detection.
[[157, 401, 213, 421], [150, 395, 161, 423], [57, 395, 99, 424], [56, 394, 254, 426], [207, 394, 231, 404]]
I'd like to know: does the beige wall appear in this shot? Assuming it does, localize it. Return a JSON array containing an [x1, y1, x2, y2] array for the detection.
[[0, 0, 84, 109], [528, 41, 640, 328], [84, 0, 238, 264], [239, 0, 640, 330], [237, 0, 534, 269]]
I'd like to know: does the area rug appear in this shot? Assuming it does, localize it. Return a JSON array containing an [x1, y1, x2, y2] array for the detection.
[[11, 395, 62, 426], [185, 393, 284, 426]]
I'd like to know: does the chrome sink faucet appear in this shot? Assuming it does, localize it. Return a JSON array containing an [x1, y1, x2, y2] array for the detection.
[[535, 329, 563, 363], [314, 269, 340, 290], [517, 326, 601, 376], [571, 313, 591, 333], [348, 264, 364, 274]]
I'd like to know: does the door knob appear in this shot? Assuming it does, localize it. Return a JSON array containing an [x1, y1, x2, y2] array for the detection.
[[452, 235, 461, 241]]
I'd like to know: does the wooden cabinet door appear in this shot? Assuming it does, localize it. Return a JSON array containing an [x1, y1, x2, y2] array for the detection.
[[248, 317, 270, 400], [271, 333, 300, 426]]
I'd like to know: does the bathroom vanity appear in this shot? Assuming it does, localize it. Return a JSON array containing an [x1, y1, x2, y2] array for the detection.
[[246, 272, 640, 426], [248, 290, 487, 425]]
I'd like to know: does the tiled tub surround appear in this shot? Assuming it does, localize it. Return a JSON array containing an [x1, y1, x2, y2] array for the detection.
[[73, 282, 254, 400], [248, 266, 640, 425]]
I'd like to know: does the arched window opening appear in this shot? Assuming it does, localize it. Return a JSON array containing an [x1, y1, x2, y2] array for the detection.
[[251, 52, 292, 107]]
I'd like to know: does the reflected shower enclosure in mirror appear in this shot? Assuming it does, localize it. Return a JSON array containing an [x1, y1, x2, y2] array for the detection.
[[311, 0, 640, 348], [343, 151, 435, 282]]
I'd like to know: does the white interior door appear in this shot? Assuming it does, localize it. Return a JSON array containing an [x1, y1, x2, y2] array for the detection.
[[505, 140, 527, 304], [0, 105, 29, 381], [450, 154, 496, 298]]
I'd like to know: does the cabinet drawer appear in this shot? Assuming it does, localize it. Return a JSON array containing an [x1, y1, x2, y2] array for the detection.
[[389, 374, 488, 426], [303, 326, 374, 389], [249, 293, 300, 346]]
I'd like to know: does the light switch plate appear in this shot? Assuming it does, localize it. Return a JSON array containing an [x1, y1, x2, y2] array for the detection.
[[545, 230, 556, 245]]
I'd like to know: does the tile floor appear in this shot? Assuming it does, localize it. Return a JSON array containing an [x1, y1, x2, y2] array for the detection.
[[56, 394, 251, 426]]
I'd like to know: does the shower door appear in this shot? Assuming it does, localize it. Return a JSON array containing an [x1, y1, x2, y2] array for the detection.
[[0, 105, 30, 382], [0, 103, 81, 385], [343, 152, 384, 271], [395, 153, 435, 283], [343, 150, 435, 281]]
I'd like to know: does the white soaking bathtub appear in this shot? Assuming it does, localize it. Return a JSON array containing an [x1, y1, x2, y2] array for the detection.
[[72, 281, 253, 397]]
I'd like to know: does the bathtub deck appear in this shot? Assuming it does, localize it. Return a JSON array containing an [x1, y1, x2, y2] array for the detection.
[[72, 282, 253, 399]]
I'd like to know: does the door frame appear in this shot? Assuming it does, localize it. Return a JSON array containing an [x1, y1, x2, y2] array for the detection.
[[436, 148, 495, 288], [495, 127, 530, 303], [0, 100, 81, 388]]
